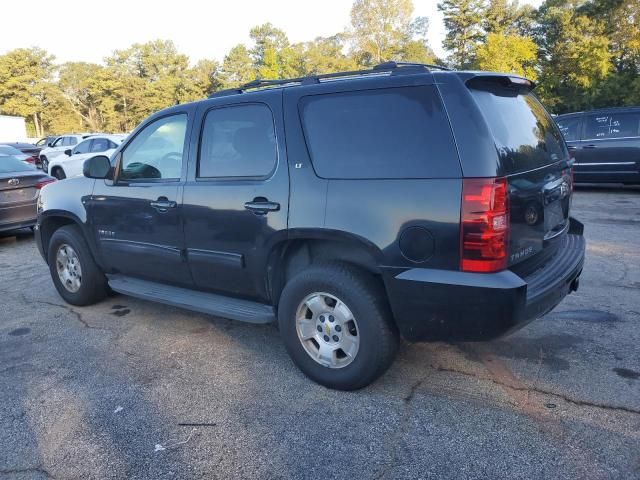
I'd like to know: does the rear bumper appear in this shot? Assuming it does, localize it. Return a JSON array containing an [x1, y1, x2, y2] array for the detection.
[[384, 220, 585, 341], [0, 201, 37, 233]]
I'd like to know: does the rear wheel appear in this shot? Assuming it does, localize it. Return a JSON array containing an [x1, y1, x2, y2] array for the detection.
[[278, 263, 399, 390], [41, 156, 48, 173], [48, 225, 108, 306], [51, 167, 66, 180]]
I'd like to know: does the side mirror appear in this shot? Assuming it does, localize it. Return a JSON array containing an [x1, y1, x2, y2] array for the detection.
[[83, 155, 113, 179], [64, 149, 72, 156]]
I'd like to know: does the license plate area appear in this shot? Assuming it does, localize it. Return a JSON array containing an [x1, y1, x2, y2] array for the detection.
[[0, 188, 36, 204], [544, 200, 566, 236]]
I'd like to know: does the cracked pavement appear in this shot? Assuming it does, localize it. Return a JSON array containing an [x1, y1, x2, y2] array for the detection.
[[1, 185, 639, 479]]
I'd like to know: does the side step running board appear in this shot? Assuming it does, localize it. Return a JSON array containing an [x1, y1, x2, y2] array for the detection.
[[107, 275, 275, 324]]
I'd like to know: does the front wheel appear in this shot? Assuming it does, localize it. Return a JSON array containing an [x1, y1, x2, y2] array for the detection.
[[41, 156, 48, 173], [278, 264, 399, 390], [51, 167, 66, 180], [48, 225, 108, 306]]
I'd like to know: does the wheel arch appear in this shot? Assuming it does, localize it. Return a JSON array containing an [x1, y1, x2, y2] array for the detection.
[[39, 211, 98, 265], [265, 229, 385, 305]]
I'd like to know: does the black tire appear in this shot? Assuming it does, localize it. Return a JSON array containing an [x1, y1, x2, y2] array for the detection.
[[278, 263, 399, 390], [41, 156, 48, 173], [48, 225, 108, 306], [51, 167, 66, 180]]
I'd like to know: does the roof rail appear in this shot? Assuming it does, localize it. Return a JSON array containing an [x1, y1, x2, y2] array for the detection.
[[208, 60, 450, 98]]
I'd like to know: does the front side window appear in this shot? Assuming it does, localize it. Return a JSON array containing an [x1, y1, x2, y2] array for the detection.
[[585, 113, 640, 139], [73, 140, 91, 155], [52, 137, 64, 147], [198, 104, 277, 178], [556, 117, 581, 142], [119, 114, 187, 181], [299, 86, 460, 179], [66, 137, 78, 146], [91, 138, 110, 152]]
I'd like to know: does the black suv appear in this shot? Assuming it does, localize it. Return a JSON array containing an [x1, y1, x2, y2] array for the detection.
[[35, 62, 585, 390], [555, 106, 640, 184]]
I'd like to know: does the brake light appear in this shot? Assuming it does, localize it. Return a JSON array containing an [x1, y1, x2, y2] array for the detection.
[[35, 178, 56, 189], [24, 156, 35, 163], [460, 177, 509, 273]]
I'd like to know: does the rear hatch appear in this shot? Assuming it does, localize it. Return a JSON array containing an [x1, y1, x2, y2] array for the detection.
[[468, 77, 573, 273]]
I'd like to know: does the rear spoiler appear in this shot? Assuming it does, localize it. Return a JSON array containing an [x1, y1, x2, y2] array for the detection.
[[465, 74, 536, 94]]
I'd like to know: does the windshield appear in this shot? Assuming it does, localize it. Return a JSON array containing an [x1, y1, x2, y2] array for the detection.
[[470, 88, 568, 174], [0, 156, 34, 173]]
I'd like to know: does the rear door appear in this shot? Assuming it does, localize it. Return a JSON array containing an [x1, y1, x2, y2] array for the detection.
[[182, 90, 289, 302], [468, 82, 572, 270], [575, 111, 640, 181], [556, 114, 583, 160]]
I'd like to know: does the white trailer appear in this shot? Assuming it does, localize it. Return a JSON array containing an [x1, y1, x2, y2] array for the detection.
[[0, 115, 28, 142]]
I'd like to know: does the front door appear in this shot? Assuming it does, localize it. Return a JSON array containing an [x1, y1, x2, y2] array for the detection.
[[182, 91, 289, 302], [89, 112, 193, 286]]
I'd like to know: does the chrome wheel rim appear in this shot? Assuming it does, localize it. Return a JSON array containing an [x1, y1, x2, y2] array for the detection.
[[295, 292, 360, 369], [55, 244, 82, 293]]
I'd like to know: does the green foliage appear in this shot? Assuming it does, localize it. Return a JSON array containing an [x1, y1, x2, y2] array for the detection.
[[475, 32, 538, 80], [438, 0, 486, 68], [0, 0, 637, 134]]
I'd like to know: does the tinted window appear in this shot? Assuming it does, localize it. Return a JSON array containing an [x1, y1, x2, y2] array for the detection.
[[52, 137, 64, 147], [199, 104, 276, 178], [91, 138, 110, 152], [73, 140, 91, 154], [120, 114, 187, 181], [300, 86, 460, 179], [0, 156, 33, 173], [556, 117, 581, 142], [471, 89, 567, 174], [68, 137, 78, 146], [585, 112, 640, 139]]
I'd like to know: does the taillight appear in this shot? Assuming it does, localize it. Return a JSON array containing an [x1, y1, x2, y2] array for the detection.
[[460, 177, 509, 273], [24, 156, 36, 163], [35, 178, 56, 189]]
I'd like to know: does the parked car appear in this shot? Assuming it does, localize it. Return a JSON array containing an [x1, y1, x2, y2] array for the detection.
[[1, 142, 42, 167], [47, 135, 127, 180], [0, 144, 36, 165], [39, 134, 100, 173], [0, 155, 55, 233], [35, 136, 58, 148], [35, 62, 585, 390], [555, 106, 640, 184]]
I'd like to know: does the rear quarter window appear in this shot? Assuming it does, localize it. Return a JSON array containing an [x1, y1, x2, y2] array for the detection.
[[299, 86, 461, 179], [470, 88, 568, 174]]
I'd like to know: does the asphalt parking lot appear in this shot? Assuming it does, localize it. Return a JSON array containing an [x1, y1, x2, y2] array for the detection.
[[1, 186, 639, 480]]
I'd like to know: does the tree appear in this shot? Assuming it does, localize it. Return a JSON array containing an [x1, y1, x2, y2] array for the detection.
[[298, 35, 358, 75], [475, 32, 538, 79], [349, 0, 416, 65], [438, 0, 486, 68], [535, 0, 612, 112], [220, 44, 255, 87], [0, 48, 55, 137]]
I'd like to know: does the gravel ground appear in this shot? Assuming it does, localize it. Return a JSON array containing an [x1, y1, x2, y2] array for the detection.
[[1, 185, 639, 480]]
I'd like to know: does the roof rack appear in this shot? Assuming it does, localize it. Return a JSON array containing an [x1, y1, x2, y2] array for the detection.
[[208, 61, 451, 98]]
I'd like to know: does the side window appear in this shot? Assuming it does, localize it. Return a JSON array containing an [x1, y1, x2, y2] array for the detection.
[[556, 117, 581, 142], [119, 114, 187, 181], [91, 138, 110, 152], [73, 140, 91, 155], [67, 137, 78, 146], [299, 86, 460, 179], [52, 137, 64, 147], [198, 104, 277, 178], [585, 113, 640, 139]]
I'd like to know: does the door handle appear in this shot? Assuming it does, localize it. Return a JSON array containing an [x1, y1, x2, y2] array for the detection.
[[150, 197, 177, 212], [244, 198, 280, 215], [583, 144, 597, 149]]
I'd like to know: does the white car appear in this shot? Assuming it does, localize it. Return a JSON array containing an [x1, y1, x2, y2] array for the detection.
[[47, 135, 127, 180], [39, 133, 100, 173]]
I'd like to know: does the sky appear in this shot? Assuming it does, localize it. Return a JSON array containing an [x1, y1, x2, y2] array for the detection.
[[0, 0, 544, 65]]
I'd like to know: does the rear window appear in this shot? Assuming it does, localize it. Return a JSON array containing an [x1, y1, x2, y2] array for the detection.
[[556, 116, 581, 142], [470, 88, 568, 174], [299, 86, 460, 179], [0, 156, 33, 173]]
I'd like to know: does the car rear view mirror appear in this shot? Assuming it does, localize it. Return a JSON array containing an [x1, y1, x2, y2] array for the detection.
[[83, 155, 113, 179], [64, 149, 72, 156]]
